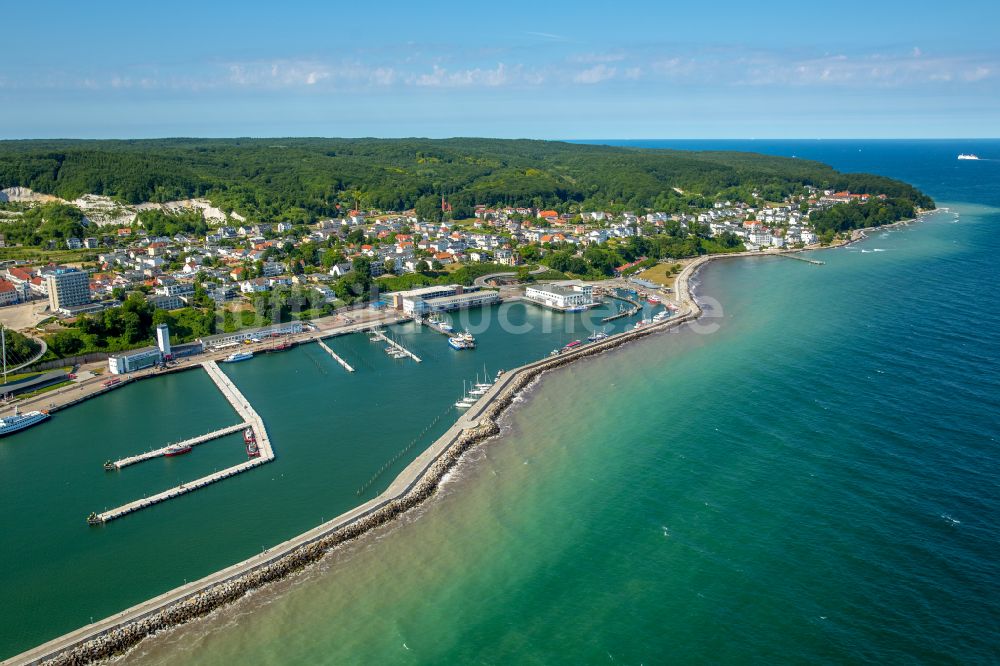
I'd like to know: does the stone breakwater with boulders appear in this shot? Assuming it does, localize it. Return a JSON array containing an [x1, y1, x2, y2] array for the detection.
[[19, 297, 704, 666]]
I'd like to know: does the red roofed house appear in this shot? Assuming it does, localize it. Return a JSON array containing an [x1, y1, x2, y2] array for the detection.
[[0, 279, 19, 306]]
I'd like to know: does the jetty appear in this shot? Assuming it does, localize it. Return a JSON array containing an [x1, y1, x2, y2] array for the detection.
[[106, 422, 249, 470], [316, 339, 355, 372], [779, 253, 824, 265], [87, 361, 274, 525], [369, 327, 421, 362], [601, 293, 642, 323]]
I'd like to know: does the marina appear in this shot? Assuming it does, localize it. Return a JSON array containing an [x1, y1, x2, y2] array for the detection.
[[104, 422, 250, 470], [369, 327, 422, 362], [87, 360, 274, 525]]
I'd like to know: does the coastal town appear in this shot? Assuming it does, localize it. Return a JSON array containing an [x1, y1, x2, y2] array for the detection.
[[0, 183, 870, 325]]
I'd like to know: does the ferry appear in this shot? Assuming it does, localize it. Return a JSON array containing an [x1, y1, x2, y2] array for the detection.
[[448, 330, 476, 350], [163, 443, 192, 457], [222, 351, 254, 363], [0, 407, 50, 437], [957, 154, 980, 160]]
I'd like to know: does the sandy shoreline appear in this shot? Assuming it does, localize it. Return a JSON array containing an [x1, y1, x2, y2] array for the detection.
[[6, 211, 930, 665]]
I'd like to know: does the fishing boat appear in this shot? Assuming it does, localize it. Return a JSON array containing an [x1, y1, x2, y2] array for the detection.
[[587, 328, 609, 342], [647, 294, 662, 304], [0, 406, 50, 437], [222, 351, 254, 363], [163, 443, 192, 457], [448, 330, 476, 350]]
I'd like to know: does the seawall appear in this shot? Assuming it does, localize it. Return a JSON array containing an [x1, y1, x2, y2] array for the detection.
[[14, 230, 882, 664]]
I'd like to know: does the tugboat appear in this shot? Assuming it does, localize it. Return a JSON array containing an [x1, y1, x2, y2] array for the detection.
[[0, 406, 50, 437], [244, 427, 260, 458], [164, 443, 193, 457]]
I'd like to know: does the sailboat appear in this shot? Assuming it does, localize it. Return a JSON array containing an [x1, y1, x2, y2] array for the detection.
[[455, 381, 476, 409]]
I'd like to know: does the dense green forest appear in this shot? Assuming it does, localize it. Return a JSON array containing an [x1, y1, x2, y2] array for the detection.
[[0, 138, 934, 222]]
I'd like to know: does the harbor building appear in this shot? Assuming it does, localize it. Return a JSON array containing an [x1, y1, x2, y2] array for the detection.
[[200, 321, 303, 349], [386, 284, 499, 315], [525, 282, 595, 311], [108, 346, 163, 374], [46, 268, 91, 313], [108, 322, 181, 374], [156, 323, 171, 358], [420, 290, 500, 314]]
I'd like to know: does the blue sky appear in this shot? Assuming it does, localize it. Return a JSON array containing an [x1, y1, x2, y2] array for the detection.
[[2, 0, 998, 138]]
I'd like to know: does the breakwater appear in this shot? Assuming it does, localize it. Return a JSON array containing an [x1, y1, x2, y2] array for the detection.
[[14, 296, 704, 665]]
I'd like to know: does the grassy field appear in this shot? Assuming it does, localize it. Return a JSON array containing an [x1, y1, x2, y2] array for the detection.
[[0, 247, 97, 265], [637, 261, 687, 287]]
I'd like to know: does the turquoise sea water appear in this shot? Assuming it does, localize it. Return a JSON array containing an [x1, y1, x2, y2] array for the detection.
[[5, 141, 1000, 663]]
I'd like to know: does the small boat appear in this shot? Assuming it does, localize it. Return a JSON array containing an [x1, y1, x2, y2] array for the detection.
[[222, 351, 254, 363], [665, 302, 679, 312], [587, 329, 609, 342], [164, 443, 192, 457], [455, 381, 477, 408], [562, 340, 581, 351], [957, 154, 980, 160], [647, 294, 662, 304], [0, 406, 50, 437]]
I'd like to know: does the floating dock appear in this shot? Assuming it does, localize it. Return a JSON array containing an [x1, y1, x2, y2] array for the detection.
[[88, 361, 274, 524], [369, 327, 422, 362], [316, 339, 355, 372], [106, 422, 249, 470]]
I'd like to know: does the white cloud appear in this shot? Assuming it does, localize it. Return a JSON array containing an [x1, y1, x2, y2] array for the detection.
[[574, 64, 616, 84]]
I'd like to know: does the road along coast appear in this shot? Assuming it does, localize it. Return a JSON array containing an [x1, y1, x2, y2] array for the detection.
[[8, 214, 930, 665]]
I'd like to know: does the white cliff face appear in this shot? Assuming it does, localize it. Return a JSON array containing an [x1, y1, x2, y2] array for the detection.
[[0, 190, 244, 226], [0, 186, 62, 203]]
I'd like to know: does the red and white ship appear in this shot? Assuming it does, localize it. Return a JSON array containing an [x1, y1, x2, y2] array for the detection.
[[164, 443, 192, 457], [244, 427, 260, 458]]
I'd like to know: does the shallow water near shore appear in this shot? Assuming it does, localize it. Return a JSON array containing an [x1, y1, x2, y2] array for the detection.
[[122, 192, 1000, 663]]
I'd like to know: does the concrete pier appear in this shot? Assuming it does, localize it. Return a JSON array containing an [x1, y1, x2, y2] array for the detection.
[[107, 422, 250, 470], [370, 327, 422, 362], [88, 361, 274, 524], [316, 339, 355, 372], [601, 293, 641, 323], [779, 253, 825, 265]]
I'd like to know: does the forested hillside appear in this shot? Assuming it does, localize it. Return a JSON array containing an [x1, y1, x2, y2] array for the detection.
[[0, 138, 934, 222]]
